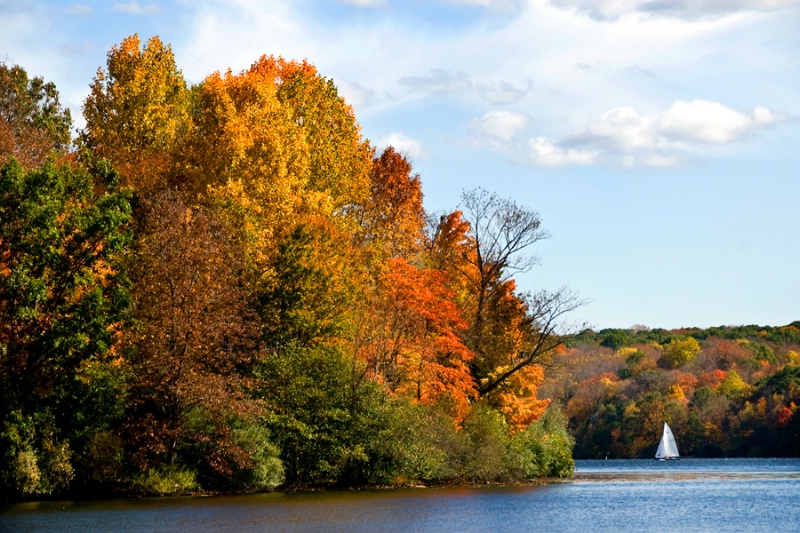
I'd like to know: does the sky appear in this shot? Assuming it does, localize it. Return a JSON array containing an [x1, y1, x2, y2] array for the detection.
[[1, 0, 798, 331]]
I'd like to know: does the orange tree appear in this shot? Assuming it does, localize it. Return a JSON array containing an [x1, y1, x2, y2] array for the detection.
[[425, 191, 583, 428], [363, 257, 477, 422]]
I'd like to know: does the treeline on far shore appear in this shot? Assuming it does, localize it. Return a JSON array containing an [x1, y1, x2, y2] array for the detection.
[[541, 323, 800, 458]]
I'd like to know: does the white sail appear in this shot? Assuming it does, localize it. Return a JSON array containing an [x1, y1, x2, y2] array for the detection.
[[655, 422, 680, 459]]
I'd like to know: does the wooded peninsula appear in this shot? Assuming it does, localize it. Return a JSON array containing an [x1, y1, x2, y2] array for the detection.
[[1, 35, 797, 501]]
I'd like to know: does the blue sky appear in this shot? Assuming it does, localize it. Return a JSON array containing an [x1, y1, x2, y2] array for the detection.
[[2, 0, 798, 330]]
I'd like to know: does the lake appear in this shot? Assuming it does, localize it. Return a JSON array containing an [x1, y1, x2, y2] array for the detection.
[[2, 458, 799, 532]]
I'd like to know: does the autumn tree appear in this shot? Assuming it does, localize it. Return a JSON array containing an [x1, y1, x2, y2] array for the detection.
[[259, 218, 360, 348], [425, 211, 473, 271], [0, 159, 132, 497], [123, 191, 272, 487], [357, 146, 426, 260], [429, 189, 583, 402], [494, 363, 551, 432], [364, 257, 477, 420], [659, 337, 701, 369], [82, 34, 189, 193], [0, 63, 72, 167], [273, 58, 372, 213], [182, 58, 308, 225], [182, 55, 370, 235], [459, 188, 548, 346], [717, 369, 749, 399], [423, 210, 476, 315], [181, 56, 380, 372]]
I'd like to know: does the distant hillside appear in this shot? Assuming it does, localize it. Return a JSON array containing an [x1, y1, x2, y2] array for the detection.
[[540, 322, 800, 458]]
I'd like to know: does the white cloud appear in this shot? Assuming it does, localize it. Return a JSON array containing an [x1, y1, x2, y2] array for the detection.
[[114, 1, 161, 15], [334, 79, 375, 110], [550, 0, 800, 20], [401, 72, 529, 105], [339, 0, 386, 6], [640, 153, 683, 167], [470, 110, 529, 141], [400, 69, 473, 94], [65, 4, 92, 15], [579, 106, 659, 151], [376, 132, 425, 160], [535, 99, 788, 166], [449, 0, 525, 13], [530, 137, 597, 166], [478, 81, 528, 105], [657, 100, 785, 144]]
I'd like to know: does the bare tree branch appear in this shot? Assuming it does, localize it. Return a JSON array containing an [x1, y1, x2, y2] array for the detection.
[[478, 287, 587, 396]]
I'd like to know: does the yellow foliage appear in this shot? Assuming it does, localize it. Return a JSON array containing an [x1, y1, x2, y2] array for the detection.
[[492, 365, 550, 432], [623, 402, 640, 419], [662, 337, 700, 368], [615, 346, 640, 359], [668, 384, 688, 404], [83, 34, 190, 192], [600, 376, 618, 391], [718, 369, 750, 398], [181, 55, 373, 278]]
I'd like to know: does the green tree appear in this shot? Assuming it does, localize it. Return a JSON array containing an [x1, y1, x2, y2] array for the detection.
[[600, 329, 634, 350], [0, 63, 72, 167], [755, 365, 800, 396], [256, 344, 393, 487], [259, 220, 358, 349], [0, 158, 132, 498], [509, 406, 575, 478]]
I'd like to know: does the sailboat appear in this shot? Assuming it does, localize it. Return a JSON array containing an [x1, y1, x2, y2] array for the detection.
[[655, 422, 680, 460]]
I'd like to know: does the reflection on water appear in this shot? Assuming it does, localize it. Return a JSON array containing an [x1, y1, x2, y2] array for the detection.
[[2, 458, 799, 533]]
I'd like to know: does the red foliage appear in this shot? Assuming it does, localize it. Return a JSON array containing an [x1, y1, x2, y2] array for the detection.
[[699, 369, 727, 388], [364, 257, 477, 420], [777, 406, 794, 426]]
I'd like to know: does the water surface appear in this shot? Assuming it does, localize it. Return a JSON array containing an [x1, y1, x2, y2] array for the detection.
[[2, 458, 799, 532]]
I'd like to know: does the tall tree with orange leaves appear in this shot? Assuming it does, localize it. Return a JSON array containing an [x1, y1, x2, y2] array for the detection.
[[357, 146, 426, 261], [423, 191, 582, 430], [364, 257, 477, 421], [181, 55, 372, 324]]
